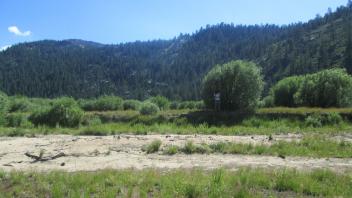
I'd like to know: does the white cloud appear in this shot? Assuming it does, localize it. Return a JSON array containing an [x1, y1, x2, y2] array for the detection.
[[0, 45, 11, 51], [8, 26, 31, 36]]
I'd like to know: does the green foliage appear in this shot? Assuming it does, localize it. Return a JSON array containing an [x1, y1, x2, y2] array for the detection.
[[79, 96, 123, 111], [169, 102, 179, 110], [163, 145, 179, 155], [0, 91, 9, 126], [95, 96, 123, 111], [8, 96, 33, 112], [82, 115, 102, 126], [147, 96, 170, 110], [78, 99, 95, 111], [178, 101, 192, 109], [123, 99, 142, 110], [142, 140, 162, 154], [1, 168, 352, 197], [202, 60, 264, 112], [2, 5, 352, 100], [270, 76, 303, 107], [29, 97, 83, 128], [305, 114, 323, 128], [260, 95, 274, 108], [5, 113, 31, 127], [305, 113, 343, 127], [270, 69, 352, 108], [195, 101, 205, 109], [324, 112, 343, 125], [163, 135, 352, 158], [181, 141, 211, 154], [139, 102, 160, 115], [295, 68, 352, 107]]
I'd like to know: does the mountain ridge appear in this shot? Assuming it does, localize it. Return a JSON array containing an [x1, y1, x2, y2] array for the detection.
[[1, 3, 352, 100]]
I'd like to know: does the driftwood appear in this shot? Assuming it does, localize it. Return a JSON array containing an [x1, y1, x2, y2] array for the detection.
[[25, 152, 66, 163]]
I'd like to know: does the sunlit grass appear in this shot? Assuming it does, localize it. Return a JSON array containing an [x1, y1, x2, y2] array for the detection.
[[0, 168, 351, 197], [161, 135, 352, 158]]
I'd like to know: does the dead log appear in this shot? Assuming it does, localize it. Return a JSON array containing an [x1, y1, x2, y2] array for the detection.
[[25, 152, 66, 163]]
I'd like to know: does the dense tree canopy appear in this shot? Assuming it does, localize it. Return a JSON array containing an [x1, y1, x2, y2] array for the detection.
[[0, 3, 352, 100], [202, 60, 264, 112]]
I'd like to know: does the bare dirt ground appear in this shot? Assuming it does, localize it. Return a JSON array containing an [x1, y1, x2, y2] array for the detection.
[[0, 134, 351, 172]]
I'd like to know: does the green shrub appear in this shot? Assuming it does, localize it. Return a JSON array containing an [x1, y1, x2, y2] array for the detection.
[[142, 140, 162, 154], [178, 102, 188, 109], [8, 97, 33, 112], [79, 96, 123, 111], [305, 114, 323, 128], [262, 96, 274, 107], [163, 145, 179, 155], [324, 112, 343, 125], [82, 115, 102, 126], [295, 68, 352, 107], [183, 184, 201, 198], [94, 96, 123, 111], [78, 99, 96, 111], [0, 91, 9, 126], [195, 101, 205, 109], [170, 102, 179, 110], [202, 60, 264, 112], [148, 96, 170, 110], [123, 100, 142, 110], [139, 102, 160, 115], [304, 112, 343, 127], [28, 108, 50, 127], [5, 113, 30, 127], [270, 76, 303, 107], [178, 101, 199, 109], [181, 141, 211, 154], [185, 101, 196, 109], [29, 97, 83, 128], [181, 141, 196, 154]]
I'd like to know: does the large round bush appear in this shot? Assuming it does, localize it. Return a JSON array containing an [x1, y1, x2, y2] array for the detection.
[[295, 68, 352, 107], [139, 102, 160, 115], [270, 76, 303, 107], [202, 60, 264, 112]]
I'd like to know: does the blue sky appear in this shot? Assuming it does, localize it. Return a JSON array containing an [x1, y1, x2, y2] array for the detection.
[[0, 0, 349, 48]]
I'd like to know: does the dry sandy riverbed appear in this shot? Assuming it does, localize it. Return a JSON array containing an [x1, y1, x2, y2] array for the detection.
[[0, 134, 351, 172]]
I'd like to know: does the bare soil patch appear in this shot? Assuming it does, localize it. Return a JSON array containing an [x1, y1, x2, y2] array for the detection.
[[0, 134, 351, 172]]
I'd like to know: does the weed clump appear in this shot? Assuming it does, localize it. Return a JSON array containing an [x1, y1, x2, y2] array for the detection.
[[139, 102, 160, 115], [142, 140, 162, 154], [163, 145, 179, 155], [181, 141, 211, 154]]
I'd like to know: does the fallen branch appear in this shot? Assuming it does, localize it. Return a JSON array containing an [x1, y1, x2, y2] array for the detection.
[[25, 152, 66, 163]]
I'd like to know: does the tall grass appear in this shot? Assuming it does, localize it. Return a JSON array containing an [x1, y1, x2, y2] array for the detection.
[[159, 136, 352, 158], [2, 108, 352, 137], [0, 168, 351, 197]]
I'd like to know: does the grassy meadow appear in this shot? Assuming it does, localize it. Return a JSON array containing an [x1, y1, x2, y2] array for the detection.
[[1, 96, 352, 197], [1, 168, 352, 197]]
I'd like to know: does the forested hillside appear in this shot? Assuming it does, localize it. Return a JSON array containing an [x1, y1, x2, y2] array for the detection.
[[1, 3, 352, 100]]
